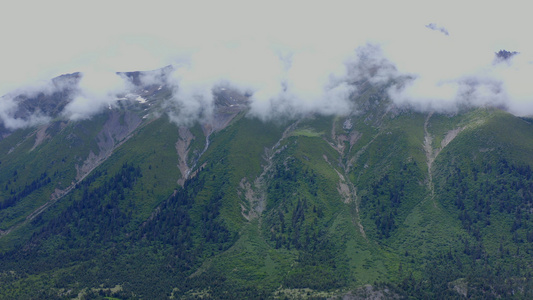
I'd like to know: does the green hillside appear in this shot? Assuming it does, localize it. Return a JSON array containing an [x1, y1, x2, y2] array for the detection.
[[1, 82, 533, 299]]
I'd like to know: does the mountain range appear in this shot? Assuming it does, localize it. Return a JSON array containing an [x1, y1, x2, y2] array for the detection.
[[1, 66, 533, 299]]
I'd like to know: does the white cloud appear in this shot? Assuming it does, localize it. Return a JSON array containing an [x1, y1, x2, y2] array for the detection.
[[496, 55, 533, 115], [162, 41, 361, 123], [0, 96, 50, 130], [62, 69, 132, 120]]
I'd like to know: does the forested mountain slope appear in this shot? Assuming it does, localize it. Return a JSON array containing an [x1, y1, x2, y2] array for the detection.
[[1, 74, 533, 299]]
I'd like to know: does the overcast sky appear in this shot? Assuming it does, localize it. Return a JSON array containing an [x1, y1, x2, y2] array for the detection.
[[1, 0, 533, 122]]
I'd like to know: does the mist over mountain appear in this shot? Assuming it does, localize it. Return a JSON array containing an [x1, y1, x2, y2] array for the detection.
[[1, 55, 533, 298], [1, 41, 531, 134], [2, 1, 533, 129]]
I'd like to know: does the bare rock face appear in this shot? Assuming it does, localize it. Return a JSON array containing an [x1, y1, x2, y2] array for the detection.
[[495, 49, 519, 63], [30, 123, 51, 151], [176, 127, 195, 186], [208, 88, 249, 132], [76, 110, 142, 181]]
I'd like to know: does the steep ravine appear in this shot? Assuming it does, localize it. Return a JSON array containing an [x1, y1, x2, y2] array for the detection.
[[329, 118, 367, 239], [423, 112, 463, 207], [240, 121, 299, 220]]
